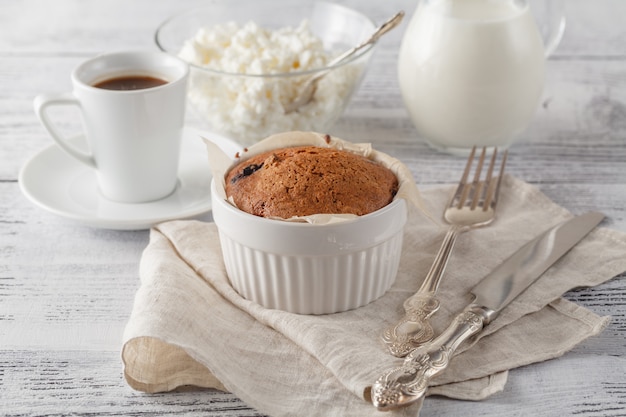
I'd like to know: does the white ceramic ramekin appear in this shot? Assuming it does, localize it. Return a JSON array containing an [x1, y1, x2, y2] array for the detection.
[[211, 179, 407, 314]]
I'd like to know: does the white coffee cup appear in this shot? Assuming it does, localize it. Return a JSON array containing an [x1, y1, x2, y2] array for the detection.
[[34, 50, 189, 203]]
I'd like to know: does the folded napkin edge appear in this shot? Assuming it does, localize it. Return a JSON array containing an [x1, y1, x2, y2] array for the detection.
[[122, 335, 229, 394]]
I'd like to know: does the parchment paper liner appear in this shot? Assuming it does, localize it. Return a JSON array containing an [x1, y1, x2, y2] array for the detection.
[[203, 131, 429, 224]]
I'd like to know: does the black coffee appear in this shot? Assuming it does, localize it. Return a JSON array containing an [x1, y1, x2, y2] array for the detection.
[[93, 75, 168, 91]]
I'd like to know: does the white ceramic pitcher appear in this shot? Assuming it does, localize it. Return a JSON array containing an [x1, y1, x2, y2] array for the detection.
[[398, 0, 565, 153]]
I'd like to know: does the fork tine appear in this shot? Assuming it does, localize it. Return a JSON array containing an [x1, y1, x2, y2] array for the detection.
[[454, 146, 477, 209], [469, 147, 487, 209], [472, 147, 487, 184], [483, 148, 508, 210], [485, 147, 498, 184], [494, 149, 508, 202], [481, 148, 498, 210]]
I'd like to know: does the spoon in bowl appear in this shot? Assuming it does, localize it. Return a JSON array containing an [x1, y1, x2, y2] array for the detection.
[[284, 11, 405, 114]]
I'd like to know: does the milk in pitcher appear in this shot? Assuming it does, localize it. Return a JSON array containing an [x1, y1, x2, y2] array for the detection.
[[398, 0, 545, 152]]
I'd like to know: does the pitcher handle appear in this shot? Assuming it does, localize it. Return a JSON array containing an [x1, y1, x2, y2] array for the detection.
[[537, 0, 566, 58]]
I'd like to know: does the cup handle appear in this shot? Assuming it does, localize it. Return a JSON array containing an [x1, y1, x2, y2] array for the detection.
[[33, 93, 97, 169]]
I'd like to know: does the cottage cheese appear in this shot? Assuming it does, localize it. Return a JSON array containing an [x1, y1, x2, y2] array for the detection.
[[179, 20, 362, 145]]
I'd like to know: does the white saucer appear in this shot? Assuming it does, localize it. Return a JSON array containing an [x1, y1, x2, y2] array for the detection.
[[19, 127, 241, 230]]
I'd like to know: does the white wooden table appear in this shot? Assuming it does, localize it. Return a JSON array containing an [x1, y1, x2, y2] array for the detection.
[[2, 0, 625, 415]]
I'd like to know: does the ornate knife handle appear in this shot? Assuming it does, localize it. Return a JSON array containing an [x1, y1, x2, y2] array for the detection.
[[371, 304, 495, 411], [382, 225, 464, 357]]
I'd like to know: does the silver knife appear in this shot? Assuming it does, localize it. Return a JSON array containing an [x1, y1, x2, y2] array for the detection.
[[370, 211, 605, 411]]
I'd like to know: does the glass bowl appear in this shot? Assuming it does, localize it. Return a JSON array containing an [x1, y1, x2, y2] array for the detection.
[[155, 0, 376, 146]]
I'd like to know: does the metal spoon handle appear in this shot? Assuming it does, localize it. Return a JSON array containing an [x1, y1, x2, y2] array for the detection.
[[325, 11, 405, 70], [304, 11, 405, 87], [284, 11, 404, 113], [381, 225, 463, 357]]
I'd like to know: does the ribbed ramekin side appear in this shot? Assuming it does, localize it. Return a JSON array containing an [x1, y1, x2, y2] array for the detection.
[[219, 230, 404, 314]]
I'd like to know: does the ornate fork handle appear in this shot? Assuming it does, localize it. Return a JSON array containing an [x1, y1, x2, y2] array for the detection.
[[372, 305, 493, 411], [382, 224, 466, 357]]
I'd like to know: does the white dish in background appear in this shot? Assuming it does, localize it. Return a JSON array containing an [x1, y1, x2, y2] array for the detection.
[[19, 127, 241, 230]]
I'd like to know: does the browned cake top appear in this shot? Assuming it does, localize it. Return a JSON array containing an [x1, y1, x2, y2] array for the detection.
[[225, 146, 399, 218]]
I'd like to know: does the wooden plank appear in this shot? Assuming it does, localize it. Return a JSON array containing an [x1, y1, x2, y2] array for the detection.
[[1, 350, 264, 416], [4, 57, 626, 182], [422, 354, 626, 417], [1, 349, 624, 417]]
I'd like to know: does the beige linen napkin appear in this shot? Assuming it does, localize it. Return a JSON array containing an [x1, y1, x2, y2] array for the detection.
[[122, 175, 626, 417]]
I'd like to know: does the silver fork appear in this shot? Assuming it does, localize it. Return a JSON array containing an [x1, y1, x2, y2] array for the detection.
[[381, 146, 508, 357]]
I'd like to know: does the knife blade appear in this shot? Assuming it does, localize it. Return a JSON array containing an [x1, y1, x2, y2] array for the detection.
[[370, 211, 605, 411]]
